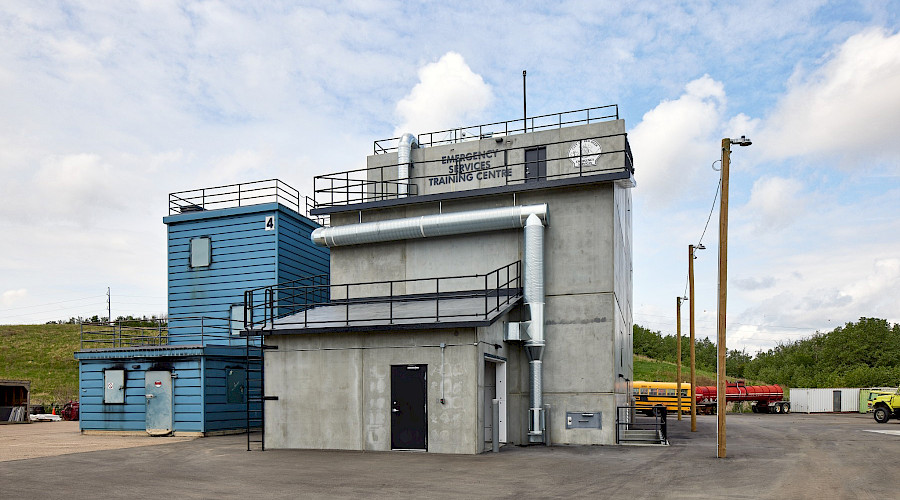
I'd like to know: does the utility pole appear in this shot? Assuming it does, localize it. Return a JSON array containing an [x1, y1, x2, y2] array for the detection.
[[107, 287, 111, 325], [676, 296, 683, 421], [717, 136, 751, 459], [689, 244, 702, 432]]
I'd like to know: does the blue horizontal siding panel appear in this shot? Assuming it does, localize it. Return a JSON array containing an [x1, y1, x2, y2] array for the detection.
[[165, 203, 328, 347], [166, 205, 278, 342]]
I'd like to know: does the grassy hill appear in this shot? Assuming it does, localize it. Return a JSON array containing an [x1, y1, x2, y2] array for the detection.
[[633, 354, 760, 386], [634, 354, 716, 385], [0, 324, 80, 404]]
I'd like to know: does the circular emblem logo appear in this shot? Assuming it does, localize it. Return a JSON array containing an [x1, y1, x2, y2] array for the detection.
[[568, 139, 602, 168]]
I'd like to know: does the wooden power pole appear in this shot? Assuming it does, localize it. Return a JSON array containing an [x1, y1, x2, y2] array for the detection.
[[676, 296, 683, 421], [717, 138, 730, 458], [689, 244, 698, 432]]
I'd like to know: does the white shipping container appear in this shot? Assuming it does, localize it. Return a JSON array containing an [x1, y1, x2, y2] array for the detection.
[[789, 388, 860, 413]]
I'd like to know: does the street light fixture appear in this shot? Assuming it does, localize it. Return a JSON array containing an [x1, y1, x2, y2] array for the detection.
[[717, 136, 751, 458]]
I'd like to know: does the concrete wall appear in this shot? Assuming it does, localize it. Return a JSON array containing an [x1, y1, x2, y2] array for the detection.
[[266, 329, 485, 453], [319, 183, 629, 446]]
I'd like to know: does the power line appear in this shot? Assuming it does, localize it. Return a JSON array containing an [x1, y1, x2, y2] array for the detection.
[[0, 295, 106, 312], [683, 177, 721, 298]]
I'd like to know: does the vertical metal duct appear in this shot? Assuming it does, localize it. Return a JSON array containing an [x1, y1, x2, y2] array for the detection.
[[397, 133, 418, 198], [523, 213, 546, 443]]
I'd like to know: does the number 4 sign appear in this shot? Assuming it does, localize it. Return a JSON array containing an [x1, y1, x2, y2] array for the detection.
[[265, 216, 275, 231]]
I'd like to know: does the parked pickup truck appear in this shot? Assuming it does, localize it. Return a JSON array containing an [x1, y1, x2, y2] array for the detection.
[[871, 387, 900, 423]]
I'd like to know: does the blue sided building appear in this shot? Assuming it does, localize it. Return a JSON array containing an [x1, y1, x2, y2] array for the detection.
[[74, 180, 329, 436]]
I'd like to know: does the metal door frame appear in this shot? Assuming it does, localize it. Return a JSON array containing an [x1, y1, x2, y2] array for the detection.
[[390, 364, 428, 451], [484, 356, 507, 443], [145, 370, 173, 436]]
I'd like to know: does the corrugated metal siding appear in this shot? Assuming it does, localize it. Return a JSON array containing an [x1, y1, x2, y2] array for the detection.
[[203, 358, 262, 432], [166, 203, 328, 345], [277, 210, 329, 284], [789, 388, 861, 413], [167, 206, 278, 345], [78, 359, 204, 432]]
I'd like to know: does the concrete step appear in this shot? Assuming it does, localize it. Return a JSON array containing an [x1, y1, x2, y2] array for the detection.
[[620, 429, 665, 444]]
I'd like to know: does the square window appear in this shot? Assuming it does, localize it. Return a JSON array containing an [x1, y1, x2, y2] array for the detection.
[[190, 237, 211, 268]]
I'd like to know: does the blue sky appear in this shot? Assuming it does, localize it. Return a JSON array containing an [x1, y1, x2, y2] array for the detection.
[[1, 1, 899, 353]]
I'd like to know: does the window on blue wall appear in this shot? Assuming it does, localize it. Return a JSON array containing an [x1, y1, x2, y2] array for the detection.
[[230, 304, 244, 336], [190, 237, 211, 268]]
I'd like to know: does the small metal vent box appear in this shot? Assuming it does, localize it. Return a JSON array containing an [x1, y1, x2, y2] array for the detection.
[[566, 411, 601, 429]]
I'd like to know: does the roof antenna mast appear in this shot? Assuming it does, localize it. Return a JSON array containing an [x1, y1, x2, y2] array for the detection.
[[523, 70, 527, 134]]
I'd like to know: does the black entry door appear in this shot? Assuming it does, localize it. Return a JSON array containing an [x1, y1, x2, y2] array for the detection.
[[391, 364, 427, 450], [525, 147, 546, 182]]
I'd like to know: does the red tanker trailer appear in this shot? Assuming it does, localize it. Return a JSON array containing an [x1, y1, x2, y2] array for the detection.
[[694, 380, 790, 414]]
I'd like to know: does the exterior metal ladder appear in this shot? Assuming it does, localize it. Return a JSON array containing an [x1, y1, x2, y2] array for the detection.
[[245, 332, 265, 451]]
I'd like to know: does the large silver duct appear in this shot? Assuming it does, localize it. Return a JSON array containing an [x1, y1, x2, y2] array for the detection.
[[523, 213, 546, 443], [397, 133, 418, 198], [311, 204, 548, 247]]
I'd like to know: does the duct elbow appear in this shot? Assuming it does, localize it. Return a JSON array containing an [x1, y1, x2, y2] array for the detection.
[[311, 227, 327, 247]]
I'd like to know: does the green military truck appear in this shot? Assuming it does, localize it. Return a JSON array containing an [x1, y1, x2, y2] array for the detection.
[[871, 387, 900, 423]]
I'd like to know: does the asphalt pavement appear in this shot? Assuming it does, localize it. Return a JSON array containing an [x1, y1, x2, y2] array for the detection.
[[1, 412, 898, 499]]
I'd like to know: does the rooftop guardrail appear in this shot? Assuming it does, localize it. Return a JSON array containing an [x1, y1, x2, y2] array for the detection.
[[314, 132, 633, 210], [373, 105, 619, 154], [168, 179, 328, 226], [244, 262, 522, 333], [79, 316, 258, 349]]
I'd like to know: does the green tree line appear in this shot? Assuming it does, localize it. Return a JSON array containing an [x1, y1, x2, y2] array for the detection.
[[634, 317, 900, 388]]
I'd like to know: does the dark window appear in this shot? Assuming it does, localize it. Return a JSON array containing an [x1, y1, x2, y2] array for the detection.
[[226, 368, 246, 404], [525, 147, 546, 182]]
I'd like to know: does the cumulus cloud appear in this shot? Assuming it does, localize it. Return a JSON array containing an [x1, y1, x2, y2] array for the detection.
[[1, 289, 28, 307], [628, 75, 727, 207], [758, 28, 900, 166], [733, 276, 776, 291], [743, 176, 806, 232], [394, 52, 492, 136]]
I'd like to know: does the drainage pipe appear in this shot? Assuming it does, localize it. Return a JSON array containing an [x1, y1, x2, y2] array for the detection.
[[311, 204, 547, 247], [397, 133, 418, 198]]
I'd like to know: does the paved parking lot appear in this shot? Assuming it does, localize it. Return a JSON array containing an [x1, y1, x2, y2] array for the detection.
[[2, 413, 899, 499]]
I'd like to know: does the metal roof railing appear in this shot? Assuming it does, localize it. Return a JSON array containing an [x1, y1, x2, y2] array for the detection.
[[314, 132, 632, 209], [244, 262, 522, 333], [169, 179, 301, 215], [79, 316, 260, 349], [373, 105, 619, 154]]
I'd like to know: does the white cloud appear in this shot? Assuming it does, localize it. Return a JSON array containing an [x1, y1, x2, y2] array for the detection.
[[394, 52, 493, 136], [1, 289, 28, 307], [733, 276, 776, 291], [743, 176, 806, 233], [758, 28, 900, 166], [628, 75, 727, 207]]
